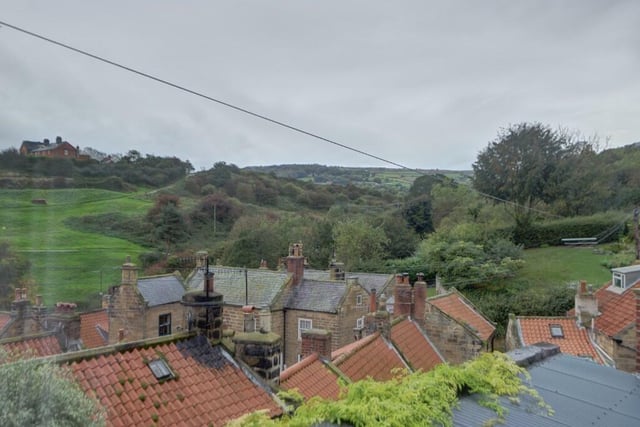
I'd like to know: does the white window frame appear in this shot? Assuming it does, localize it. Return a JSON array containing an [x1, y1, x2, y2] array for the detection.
[[356, 316, 365, 329], [356, 294, 363, 306], [298, 318, 312, 340], [613, 272, 625, 289]]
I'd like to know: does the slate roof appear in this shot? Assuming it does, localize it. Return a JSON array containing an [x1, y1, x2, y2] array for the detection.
[[68, 334, 282, 426], [137, 274, 186, 307], [79, 309, 109, 349], [593, 281, 640, 338], [302, 269, 393, 294], [0, 333, 62, 358], [515, 316, 602, 363], [286, 280, 347, 313], [332, 332, 407, 382], [453, 344, 640, 427], [390, 318, 444, 372], [427, 289, 496, 342], [280, 353, 344, 400], [186, 267, 290, 308]]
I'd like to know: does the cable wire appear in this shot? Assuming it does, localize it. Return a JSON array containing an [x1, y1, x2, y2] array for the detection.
[[0, 19, 560, 219]]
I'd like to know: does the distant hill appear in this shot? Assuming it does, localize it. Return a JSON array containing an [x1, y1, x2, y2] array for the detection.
[[244, 164, 473, 191]]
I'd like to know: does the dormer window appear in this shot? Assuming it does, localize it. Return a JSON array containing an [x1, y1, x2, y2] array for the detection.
[[356, 294, 363, 306], [549, 324, 564, 338], [613, 272, 625, 289]]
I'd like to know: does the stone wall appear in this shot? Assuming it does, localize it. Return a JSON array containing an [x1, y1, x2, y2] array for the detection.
[[422, 304, 484, 365]]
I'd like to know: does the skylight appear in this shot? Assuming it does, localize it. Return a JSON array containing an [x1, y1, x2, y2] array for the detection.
[[549, 324, 564, 338], [148, 359, 173, 380]]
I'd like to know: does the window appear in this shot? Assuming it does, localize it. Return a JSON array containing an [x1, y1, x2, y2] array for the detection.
[[356, 316, 364, 329], [613, 272, 625, 289], [63, 149, 69, 156], [298, 318, 312, 340], [549, 324, 564, 338], [159, 313, 171, 336], [356, 294, 363, 306], [148, 359, 173, 380]]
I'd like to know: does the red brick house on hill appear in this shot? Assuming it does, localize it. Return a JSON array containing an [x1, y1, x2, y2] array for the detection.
[[20, 136, 79, 159]]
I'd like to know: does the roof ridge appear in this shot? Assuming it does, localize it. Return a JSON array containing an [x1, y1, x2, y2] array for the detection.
[[332, 332, 380, 365]]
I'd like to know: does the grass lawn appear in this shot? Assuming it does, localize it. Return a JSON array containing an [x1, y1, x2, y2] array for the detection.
[[519, 245, 623, 290], [0, 189, 153, 309]]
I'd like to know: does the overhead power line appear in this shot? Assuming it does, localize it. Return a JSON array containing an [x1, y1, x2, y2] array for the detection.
[[0, 19, 559, 219]]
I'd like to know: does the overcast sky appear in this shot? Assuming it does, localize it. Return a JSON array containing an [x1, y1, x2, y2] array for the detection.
[[1, 1, 638, 171]]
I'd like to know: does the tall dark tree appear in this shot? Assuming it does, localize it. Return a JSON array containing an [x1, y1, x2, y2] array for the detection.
[[473, 123, 571, 227]]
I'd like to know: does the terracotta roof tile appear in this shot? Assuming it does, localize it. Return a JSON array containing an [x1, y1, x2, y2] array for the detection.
[[593, 281, 640, 338], [0, 312, 11, 332], [80, 309, 109, 349], [280, 353, 344, 400], [332, 333, 407, 382], [516, 316, 602, 363], [0, 334, 62, 358], [428, 289, 496, 341], [68, 335, 281, 426], [390, 318, 443, 372]]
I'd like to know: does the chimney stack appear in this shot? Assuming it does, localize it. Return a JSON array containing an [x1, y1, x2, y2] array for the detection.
[[394, 273, 413, 318], [287, 243, 305, 286], [369, 288, 377, 314], [121, 256, 138, 286], [413, 273, 427, 327], [259, 259, 268, 269], [301, 329, 332, 360], [205, 271, 215, 296]]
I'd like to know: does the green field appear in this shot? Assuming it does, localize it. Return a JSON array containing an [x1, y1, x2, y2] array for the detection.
[[0, 189, 153, 309], [519, 245, 621, 289]]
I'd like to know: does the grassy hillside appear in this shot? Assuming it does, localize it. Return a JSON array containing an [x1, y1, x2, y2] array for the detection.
[[519, 246, 616, 288], [0, 189, 152, 309]]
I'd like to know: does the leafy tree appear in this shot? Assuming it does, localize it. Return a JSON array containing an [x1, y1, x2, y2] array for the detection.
[[147, 195, 190, 253], [0, 242, 31, 308], [473, 123, 572, 228], [220, 216, 287, 268], [379, 213, 419, 259], [232, 352, 549, 427], [403, 196, 434, 237], [333, 217, 388, 270], [416, 226, 524, 290], [0, 350, 105, 427]]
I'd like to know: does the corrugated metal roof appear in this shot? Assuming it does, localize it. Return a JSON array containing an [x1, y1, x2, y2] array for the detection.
[[137, 275, 185, 307], [453, 349, 640, 427]]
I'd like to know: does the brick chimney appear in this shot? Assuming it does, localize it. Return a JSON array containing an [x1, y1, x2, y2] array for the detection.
[[413, 273, 427, 327], [243, 305, 256, 333], [394, 273, 412, 318], [195, 250, 208, 269], [369, 288, 377, 314], [575, 279, 598, 327], [259, 259, 268, 269], [287, 243, 305, 286], [301, 329, 332, 360]]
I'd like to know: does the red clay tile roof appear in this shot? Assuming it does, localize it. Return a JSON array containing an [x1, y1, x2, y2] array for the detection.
[[428, 289, 496, 341], [280, 353, 343, 400], [68, 335, 281, 426], [80, 309, 109, 349], [593, 281, 640, 338], [332, 332, 407, 382], [516, 316, 602, 363], [390, 318, 443, 372], [0, 312, 11, 332], [0, 334, 62, 358]]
